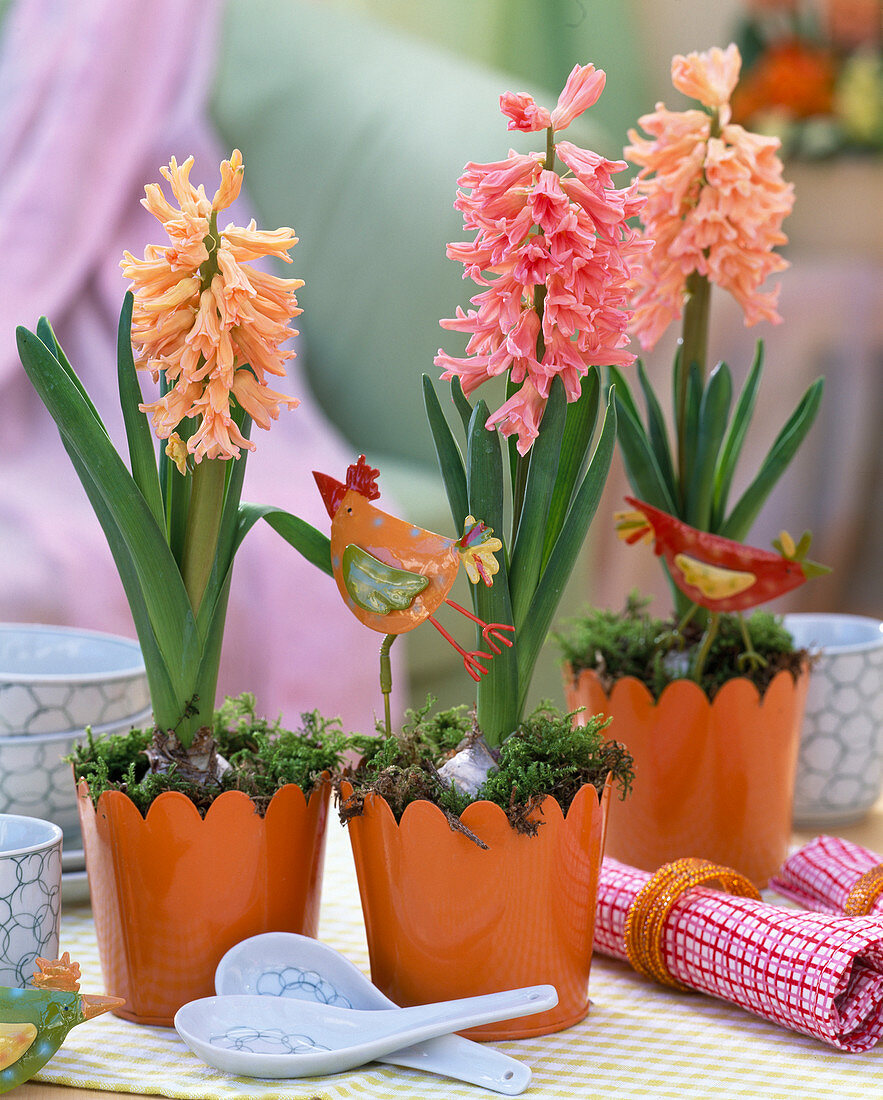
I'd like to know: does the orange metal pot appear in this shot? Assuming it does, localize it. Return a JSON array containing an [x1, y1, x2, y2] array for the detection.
[[563, 666, 808, 888], [77, 780, 330, 1026], [345, 780, 610, 1040]]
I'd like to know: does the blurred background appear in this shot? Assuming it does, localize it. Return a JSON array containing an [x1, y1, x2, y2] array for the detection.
[[0, 0, 880, 728]]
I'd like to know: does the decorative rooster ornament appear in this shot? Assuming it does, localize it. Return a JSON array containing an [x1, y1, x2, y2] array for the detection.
[[0, 953, 123, 1094], [315, 456, 514, 728], [616, 496, 829, 671]]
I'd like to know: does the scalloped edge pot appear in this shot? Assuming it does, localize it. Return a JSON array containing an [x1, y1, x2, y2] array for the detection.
[[564, 666, 808, 888], [345, 780, 610, 1040], [77, 780, 330, 1025]]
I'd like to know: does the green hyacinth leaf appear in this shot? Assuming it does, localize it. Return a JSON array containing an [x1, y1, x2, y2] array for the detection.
[[506, 374, 526, 528], [255, 507, 333, 575], [467, 399, 518, 743], [451, 376, 475, 437], [423, 374, 469, 532], [114, 293, 165, 531], [34, 317, 108, 437], [711, 341, 764, 530], [58, 436, 181, 730], [613, 389, 678, 514], [508, 377, 566, 632], [722, 377, 825, 542], [517, 391, 616, 713], [542, 368, 600, 567], [16, 327, 199, 702], [636, 360, 677, 505], [607, 365, 641, 426], [685, 361, 732, 531]]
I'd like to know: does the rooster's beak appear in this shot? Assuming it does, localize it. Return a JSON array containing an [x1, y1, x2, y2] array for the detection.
[[81, 994, 126, 1020], [313, 471, 347, 519]]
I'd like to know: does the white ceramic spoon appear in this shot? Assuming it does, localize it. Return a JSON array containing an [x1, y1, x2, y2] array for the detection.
[[215, 932, 536, 1094], [175, 986, 557, 1080]]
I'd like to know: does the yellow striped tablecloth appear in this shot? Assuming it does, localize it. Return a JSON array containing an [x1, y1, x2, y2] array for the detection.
[[35, 823, 882, 1099]]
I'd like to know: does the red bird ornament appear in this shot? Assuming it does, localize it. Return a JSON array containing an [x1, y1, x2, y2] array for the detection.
[[314, 456, 514, 699], [616, 496, 829, 613], [616, 496, 830, 674]]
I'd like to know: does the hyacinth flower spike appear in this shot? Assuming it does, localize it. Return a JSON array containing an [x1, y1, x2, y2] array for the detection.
[[16, 149, 336, 756], [314, 456, 513, 731], [616, 495, 829, 676], [428, 61, 647, 743], [609, 44, 824, 622]]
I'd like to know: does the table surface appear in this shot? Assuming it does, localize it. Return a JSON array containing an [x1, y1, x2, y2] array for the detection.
[[12, 797, 883, 1100]]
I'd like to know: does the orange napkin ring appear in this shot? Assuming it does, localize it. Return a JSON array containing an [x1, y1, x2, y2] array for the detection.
[[624, 857, 762, 991], [844, 864, 883, 917]]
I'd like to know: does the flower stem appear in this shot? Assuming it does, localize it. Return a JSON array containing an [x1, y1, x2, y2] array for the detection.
[[545, 126, 556, 172], [676, 269, 711, 483], [180, 457, 227, 614]]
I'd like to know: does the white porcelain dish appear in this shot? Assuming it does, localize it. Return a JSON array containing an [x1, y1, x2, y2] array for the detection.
[[215, 932, 533, 1093], [175, 987, 556, 1079], [0, 623, 149, 735], [0, 706, 152, 844]]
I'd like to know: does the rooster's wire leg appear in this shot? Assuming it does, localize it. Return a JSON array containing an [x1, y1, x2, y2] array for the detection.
[[444, 600, 515, 655], [737, 613, 768, 671], [379, 633, 397, 736], [428, 616, 493, 682], [656, 602, 697, 653]]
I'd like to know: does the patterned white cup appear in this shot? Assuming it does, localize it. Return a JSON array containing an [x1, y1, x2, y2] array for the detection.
[[0, 814, 62, 987], [785, 614, 883, 828]]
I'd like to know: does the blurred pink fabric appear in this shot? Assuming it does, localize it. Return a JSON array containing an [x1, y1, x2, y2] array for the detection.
[[0, 0, 401, 733]]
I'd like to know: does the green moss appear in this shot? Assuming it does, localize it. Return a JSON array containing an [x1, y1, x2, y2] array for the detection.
[[481, 706, 633, 829], [339, 700, 633, 841], [344, 700, 475, 824], [554, 594, 802, 700], [72, 693, 350, 815]]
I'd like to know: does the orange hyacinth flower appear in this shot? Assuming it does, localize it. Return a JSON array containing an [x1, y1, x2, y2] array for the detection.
[[626, 45, 795, 351], [121, 150, 302, 462]]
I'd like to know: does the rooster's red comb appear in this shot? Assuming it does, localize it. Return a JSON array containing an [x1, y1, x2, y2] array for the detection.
[[346, 455, 381, 500]]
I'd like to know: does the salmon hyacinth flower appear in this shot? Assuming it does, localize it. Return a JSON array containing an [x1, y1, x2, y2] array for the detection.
[[122, 150, 302, 462], [626, 44, 795, 351], [435, 64, 649, 454]]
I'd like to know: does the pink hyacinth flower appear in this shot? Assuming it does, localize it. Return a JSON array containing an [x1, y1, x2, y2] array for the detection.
[[626, 44, 794, 351], [499, 92, 552, 132], [485, 378, 547, 456], [671, 43, 741, 111], [437, 62, 647, 454], [550, 63, 606, 131]]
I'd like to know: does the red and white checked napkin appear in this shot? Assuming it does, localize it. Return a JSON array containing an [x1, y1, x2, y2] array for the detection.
[[594, 857, 883, 1051], [771, 835, 883, 915]]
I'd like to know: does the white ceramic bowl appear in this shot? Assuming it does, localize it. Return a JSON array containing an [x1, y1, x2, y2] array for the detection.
[[0, 623, 149, 734], [0, 707, 153, 849], [785, 613, 883, 827]]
